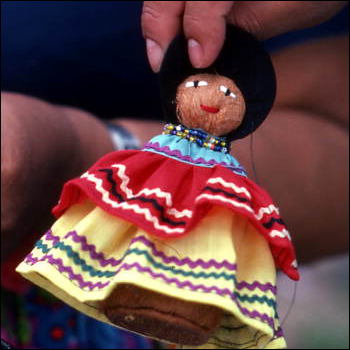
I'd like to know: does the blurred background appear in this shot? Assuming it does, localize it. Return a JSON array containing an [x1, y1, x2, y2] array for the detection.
[[1, 1, 349, 349], [278, 255, 349, 349]]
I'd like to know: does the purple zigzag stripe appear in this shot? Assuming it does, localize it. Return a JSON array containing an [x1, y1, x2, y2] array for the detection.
[[118, 263, 275, 328], [144, 142, 246, 173], [119, 264, 275, 328], [236, 281, 277, 294], [44, 230, 60, 245], [131, 235, 238, 270], [54, 230, 238, 271], [25, 253, 110, 289], [275, 327, 284, 337], [24, 255, 276, 327], [64, 231, 123, 267], [40, 231, 275, 294]]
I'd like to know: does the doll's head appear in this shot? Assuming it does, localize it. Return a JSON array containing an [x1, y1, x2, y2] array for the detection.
[[176, 73, 246, 136], [159, 26, 276, 142]]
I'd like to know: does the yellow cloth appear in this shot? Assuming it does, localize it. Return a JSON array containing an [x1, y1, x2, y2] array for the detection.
[[16, 200, 286, 349]]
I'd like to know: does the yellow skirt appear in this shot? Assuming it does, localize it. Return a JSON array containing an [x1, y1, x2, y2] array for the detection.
[[17, 200, 286, 349]]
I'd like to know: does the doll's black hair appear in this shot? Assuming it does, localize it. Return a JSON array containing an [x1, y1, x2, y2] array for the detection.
[[158, 25, 276, 141]]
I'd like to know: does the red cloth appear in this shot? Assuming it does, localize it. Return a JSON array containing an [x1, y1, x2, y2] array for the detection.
[[53, 150, 299, 281]]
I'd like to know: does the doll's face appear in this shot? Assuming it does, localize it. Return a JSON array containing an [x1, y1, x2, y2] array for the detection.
[[176, 73, 246, 136]]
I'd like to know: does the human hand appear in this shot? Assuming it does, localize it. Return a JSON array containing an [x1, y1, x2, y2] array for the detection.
[[142, 1, 348, 72], [1, 93, 113, 262]]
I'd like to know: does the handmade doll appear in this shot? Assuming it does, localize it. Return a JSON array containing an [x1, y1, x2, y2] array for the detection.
[[17, 26, 299, 349]]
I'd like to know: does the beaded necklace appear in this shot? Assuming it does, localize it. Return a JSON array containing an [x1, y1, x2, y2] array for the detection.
[[163, 124, 231, 154]]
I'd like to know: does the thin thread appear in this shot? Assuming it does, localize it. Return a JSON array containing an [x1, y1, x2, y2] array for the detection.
[[254, 281, 299, 349], [153, 239, 183, 260], [250, 280, 298, 350], [281, 280, 298, 327], [248, 123, 298, 349], [249, 127, 260, 185], [153, 239, 186, 274]]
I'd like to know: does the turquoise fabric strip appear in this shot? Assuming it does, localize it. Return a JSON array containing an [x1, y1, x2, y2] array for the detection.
[[143, 134, 247, 177]]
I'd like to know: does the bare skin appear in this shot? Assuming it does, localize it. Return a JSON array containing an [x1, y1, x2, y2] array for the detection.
[[142, 1, 348, 71], [1, 36, 348, 266], [1, 95, 114, 262], [241, 36, 349, 262]]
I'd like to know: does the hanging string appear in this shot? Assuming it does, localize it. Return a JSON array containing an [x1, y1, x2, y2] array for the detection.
[[248, 123, 299, 348], [249, 125, 260, 185], [154, 239, 183, 260], [281, 280, 298, 327]]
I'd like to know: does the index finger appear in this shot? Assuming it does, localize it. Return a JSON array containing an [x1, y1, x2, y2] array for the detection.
[[142, 1, 185, 72], [183, 1, 234, 68]]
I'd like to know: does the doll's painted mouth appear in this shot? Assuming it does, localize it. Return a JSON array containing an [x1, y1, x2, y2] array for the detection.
[[200, 105, 220, 113]]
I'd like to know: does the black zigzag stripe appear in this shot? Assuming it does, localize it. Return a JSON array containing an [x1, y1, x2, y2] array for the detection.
[[219, 324, 247, 332], [202, 186, 251, 203], [262, 217, 286, 229], [209, 331, 264, 348], [98, 169, 186, 227], [99, 169, 124, 202]]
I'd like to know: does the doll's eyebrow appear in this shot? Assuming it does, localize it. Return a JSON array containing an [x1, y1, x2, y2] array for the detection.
[[220, 85, 237, 98], [220, 85, 231, 96], [185, 81, 208, 88]]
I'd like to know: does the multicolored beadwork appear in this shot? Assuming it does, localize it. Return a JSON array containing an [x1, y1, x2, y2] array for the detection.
[[163, 124, 230, 154]]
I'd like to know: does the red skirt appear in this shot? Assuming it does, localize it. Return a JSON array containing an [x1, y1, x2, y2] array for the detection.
[[53, 150, 299, 281]]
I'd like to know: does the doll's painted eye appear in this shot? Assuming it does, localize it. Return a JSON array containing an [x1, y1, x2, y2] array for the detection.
[[220, 85, 237, 98], [185, 81, 195, 88], [185, 81, 208, 88]]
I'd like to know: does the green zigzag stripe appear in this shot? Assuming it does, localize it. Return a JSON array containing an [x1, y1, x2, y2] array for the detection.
[[34, 240, 276, 308], [35, 240, 116, 278], [35, 240, 238, 280]]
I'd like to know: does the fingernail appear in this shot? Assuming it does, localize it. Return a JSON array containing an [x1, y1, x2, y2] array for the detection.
[[146, 39, 163, 73], [188, 39, 203, 68]]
